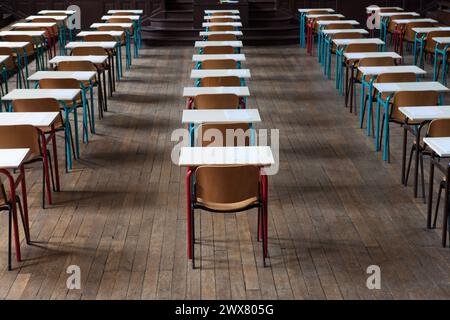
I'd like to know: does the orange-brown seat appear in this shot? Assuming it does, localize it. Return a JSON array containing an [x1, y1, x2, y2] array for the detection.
[[200, 76, 241, 87], [387, 15, 417, 34], [38, 78, 83, 108], [403, 21, 434, 43], [198, 123, 250, 147], [209, 18, 233, 23], [207, 34, 237, 41], [203, 46, 234, 54], [209, 25, 234, 32], [201, 59, 237, 69], [194, 94, 239, 109], [212, 12, 235, 16]]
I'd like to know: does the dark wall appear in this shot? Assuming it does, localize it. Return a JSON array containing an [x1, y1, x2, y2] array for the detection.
[[0, 0, 164, 28]]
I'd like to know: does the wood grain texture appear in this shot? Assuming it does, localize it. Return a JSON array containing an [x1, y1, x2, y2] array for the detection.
[[0, 42, 449, 300]]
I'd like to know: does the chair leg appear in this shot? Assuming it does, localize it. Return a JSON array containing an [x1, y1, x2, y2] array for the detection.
[[420, 153, 426, 201], [41, 163, 46, 209], [47, 151, 56, 192], [379, 114, 385, 151], [191, 208, 195, 269], [433, 182, 444, 229], [8, 207, 12, 271], [405, 145, 416, 186], [257, 206, 262, 242], [16, 197, 30, 245]]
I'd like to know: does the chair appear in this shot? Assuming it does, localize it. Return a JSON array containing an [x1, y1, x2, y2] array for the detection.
[[38, 78, 91, 146], [424, 31, 450, 63], [0, 125, 54, 208], [0, 48, 20, 93], [358, 57, 397, 121], [56, 61, 104, 119], [207, 34, 237, 41], [380, 88, 438, 164], [212, 12, 235, 16], [425, 119, 450, 246], [325, 23, 353, 30], [203, 46, 234, 54], [72, 46, 112, 104], [209, 18, 233, 23], [188, 122, 267, 268], [0, 182, 26, 270], [194, 94, 239, 109], [402, 21, 434, 46], [198, 123, 251, 147], [200, 76, 241, 87], [12, 98, 74, 174], [209, 25, 234, 32], [201, 59, 237, 69], [2, 35, 37, 78]]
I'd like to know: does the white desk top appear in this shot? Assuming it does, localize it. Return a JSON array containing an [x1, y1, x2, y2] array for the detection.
[[399, 106, 450, 121], [28, 71, 97, 81], [65, 41, 117, 49], [0, 31, 46, 37], [373, 82, 449, 93], [205, 10, 239, 14], [0, 112, 59, 127], [38, 10, 76, 15], [366, 6, 403, 13], [344, 52, 401, 60], [333, 38, 384, 46], [322, 29, 368, 35], [195, 41, 243, 48], [393, 18, 437, 24], [183, 86, 250, 97], [190, 69, 251, 78], [2, 89, 81, 101], [358, 65, 426, 76], [204, 15, 241, 20], [433, 37, 450, 44], [26, 15, 67, 22], [0, 42, 30, 49], [12, 22, 57, 28], [90, 23, 133, 29], [0, 55, 9, 64], [298, 8, 334, 13], [49, 55, 108, 64], [202, 22, 242, 27], [412, 27, 450, 34], [178, 146, 274, 167], [182, 109, 261, 124], [306, 14, 344, 19], [192, 54, 245, 62], [77, 31, 124, 37], [0, 148, 30, 169], [200, 31, 243, 36], [101, 15, 139, 21], [108, 10, 143, 14], [424, 137, 450, 157], [379, 12, 419, 17], [317, 20, 359, 25]]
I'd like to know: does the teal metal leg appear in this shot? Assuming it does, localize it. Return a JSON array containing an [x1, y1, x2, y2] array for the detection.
[[375, 93, 381, 151], [89, 81, 95, 134], [367, 81, 374, 136], [360, 81, 366, 128]]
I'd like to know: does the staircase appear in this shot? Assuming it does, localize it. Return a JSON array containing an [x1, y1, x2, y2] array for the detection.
[[0, 2, 23, 29], [143, 0, 299, 45]]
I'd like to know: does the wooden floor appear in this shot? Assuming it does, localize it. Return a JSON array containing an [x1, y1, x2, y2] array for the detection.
[[0, 44, 449, 300]]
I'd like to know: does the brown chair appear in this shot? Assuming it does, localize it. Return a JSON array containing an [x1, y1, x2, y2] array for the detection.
[[0, 125, 54, 208], [325, 23, 354, 30], [387, 15, 417, 34], [72, 46, 112, 104], [0, 181, 27, 270], [426, 119, 450, 245], [381, 89, 438, 165], [98, 26, 127, 46], [403, 21, 434, 44], [424, 30, 450, 61], [198, 123, 251, 147], [209, 25, 234, 32], [56, 61, 104, 118], [209, 18, 233, 22], [203, 46, 234, 54], [207, 34, 237, 41], [12, 98, 75, 173], [201, 59, 237, 69], [194, 94, 239, 109], [212, 12, 235, 16], [38, 78, 91, 139], [200, 76, 241, 87], [0, 48, 19, 92], [2, 35, 37, 71]]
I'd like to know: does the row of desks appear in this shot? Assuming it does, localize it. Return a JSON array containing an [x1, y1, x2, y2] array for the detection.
[[0, 8, 145, 270]]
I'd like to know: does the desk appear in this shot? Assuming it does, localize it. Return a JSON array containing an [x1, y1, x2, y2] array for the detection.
[[191, 69, 250, 86], [49, 55, 108, 65], [90, 22, 135, 62], [432, 37, 450, 85], [38, 10, 76, 15], [192, 54, 245, 69], [379, 12, 420, 44], [413, 27, 450, 66], [424, 137, 450, 245], [182, 109, 260, 124], [3, 89, 81, 169], [194, 41, 243, 47], [108, 10, 143, 14], [202, 22, 242, 28], [0, 148, 30, 269], [101, 15, 141, 51], [373, 82, 449, 161], [199, 31, 243, 36], [205, 10, 240, 14], [0, 42, 32, 89], [204, 15, 241, 20]]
